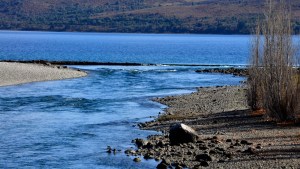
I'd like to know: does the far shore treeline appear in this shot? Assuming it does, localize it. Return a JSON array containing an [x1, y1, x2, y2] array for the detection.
[[2, 0, 300, 34]]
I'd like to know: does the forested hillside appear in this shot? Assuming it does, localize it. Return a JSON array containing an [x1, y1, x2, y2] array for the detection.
[[1, 0, 300, 34]]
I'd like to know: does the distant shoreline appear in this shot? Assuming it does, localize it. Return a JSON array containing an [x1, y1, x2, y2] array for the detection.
[[0, 29, 252, 35], [1, 60, 249, 67]]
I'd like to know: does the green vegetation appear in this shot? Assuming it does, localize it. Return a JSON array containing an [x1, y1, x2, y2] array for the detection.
[[248, 0, 300, 121], [1, 0, 300, 34]]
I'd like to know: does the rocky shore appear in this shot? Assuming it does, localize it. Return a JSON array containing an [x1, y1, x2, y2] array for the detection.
[[195, 68, 248, 76], [127, 86, 300, 168]]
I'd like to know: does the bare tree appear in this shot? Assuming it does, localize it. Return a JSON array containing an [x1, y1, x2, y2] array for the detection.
[[248, 19, 263, 111]]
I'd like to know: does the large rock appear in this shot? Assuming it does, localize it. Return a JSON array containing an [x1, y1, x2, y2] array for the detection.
[[169, 123, 199, 145]]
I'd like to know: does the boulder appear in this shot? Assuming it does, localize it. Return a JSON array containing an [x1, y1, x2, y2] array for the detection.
[[169, 123, 199, 145]]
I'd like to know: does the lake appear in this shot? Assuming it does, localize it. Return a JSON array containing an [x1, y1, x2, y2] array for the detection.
[[0, 31, 248, 168], [0, 31, 250, 65]]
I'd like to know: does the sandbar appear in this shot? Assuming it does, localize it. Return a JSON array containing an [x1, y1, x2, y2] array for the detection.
[[0, 62, 87, 87]]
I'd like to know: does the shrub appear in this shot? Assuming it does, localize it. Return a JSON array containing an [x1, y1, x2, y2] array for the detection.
[[248, 0, 300, 121]]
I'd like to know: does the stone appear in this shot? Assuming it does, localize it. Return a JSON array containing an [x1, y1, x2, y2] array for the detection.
[[106, 146, 112, 153], [157, 159, 170, 169], [199, 145, 209, 150], [145, 142, 154, 149], [124, 149, 136, 155], [45, 62, 51, 66], [138, 123, 146, 128], [193, 165, 201, 169], [218, 159, 226, 163], [208, 143, 215, 148], [133, 138, 148, 148], [241, 140, 252, 145], [175, 165, 183, 169], [226, 139, 232, 143], [156, 163, 168, 169], [157, 141, 164, 148], [200, 161, 209, 167], [256, 144, 262, 149], [189, 144, 196, 149], [196, 154, 213, 162], [187, 150, 193, 155], [161, 159, 171, 165], [133, 157, 141, 162], [243, 147, 255, 154], [234, 142, 241, 146], [169, 123, 199, 145], [144, 153, 153, 159], [197, 140, 205, 144], [215, 147, 225, 152], [225, 152, 233, 159], [212, 136, 218, 140]]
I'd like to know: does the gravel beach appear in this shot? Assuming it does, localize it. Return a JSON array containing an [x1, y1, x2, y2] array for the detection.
[[129, 86, 300, 169], [0, 62, 87, 87]]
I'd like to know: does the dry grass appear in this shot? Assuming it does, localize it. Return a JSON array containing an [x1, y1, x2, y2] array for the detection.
[[250, 108, 267, 117]]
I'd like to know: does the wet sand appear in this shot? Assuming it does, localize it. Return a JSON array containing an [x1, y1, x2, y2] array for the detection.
[[0, 62, 87, 87]]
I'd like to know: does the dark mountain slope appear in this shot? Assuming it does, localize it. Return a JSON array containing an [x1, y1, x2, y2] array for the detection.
[[1, 0, 300, 34]]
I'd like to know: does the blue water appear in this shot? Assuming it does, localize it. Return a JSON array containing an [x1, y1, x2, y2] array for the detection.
[[0, 31, 247, 168], [0, 31, 250, 65]]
